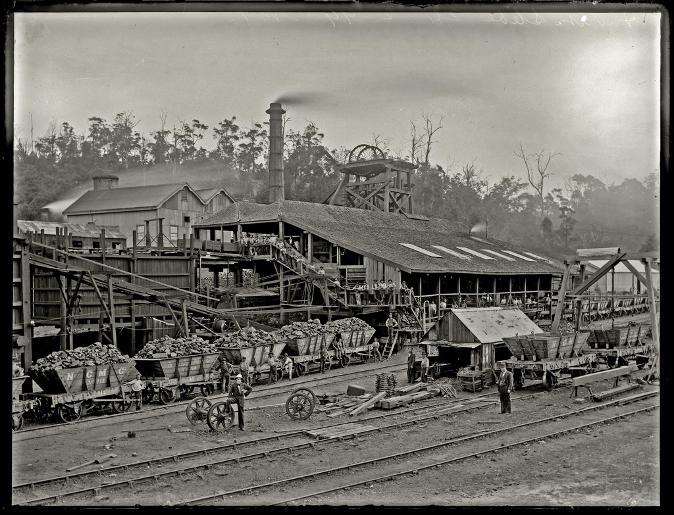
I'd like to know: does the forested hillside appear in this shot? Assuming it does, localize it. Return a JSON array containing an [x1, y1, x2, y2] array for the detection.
[[13, 112, 659, 255]]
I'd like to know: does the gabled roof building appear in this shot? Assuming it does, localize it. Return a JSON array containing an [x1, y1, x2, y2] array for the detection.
[[63, 175, 234, 247]]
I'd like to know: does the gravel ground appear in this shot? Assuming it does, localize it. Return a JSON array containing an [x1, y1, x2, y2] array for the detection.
[[13, 317, 660, 507], [14, 374, 659, 506]]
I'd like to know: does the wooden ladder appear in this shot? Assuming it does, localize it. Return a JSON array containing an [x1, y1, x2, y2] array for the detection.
[[382, 330, 399, 359]]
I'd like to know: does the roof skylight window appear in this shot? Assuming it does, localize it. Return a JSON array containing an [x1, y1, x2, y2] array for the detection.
[[480, 249, 516, 261], [399, 243, 442, 257], [456, 247, 495, 260], [502, 250, 536, 261], [431, 245, 471, 259]]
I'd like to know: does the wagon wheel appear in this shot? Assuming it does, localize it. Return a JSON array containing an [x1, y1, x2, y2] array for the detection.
[[200, 384, 215, 397], [111, 398, 132, 413], [285, 388, 316, 420], [207, 401, 235, 432], [159, 388, 175, 405], [617, 356, 629, 368], [12, 413, 24, 431], [542, 372, 556, 391], [143, 384, 156, 404], [57, 403, 82, 423], [186, 396, 212, 425], [513, 370, 524, 390], [606, 356, 618, 369]]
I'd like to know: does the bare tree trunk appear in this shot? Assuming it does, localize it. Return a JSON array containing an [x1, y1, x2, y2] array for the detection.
[[422, 113, 444, 165]]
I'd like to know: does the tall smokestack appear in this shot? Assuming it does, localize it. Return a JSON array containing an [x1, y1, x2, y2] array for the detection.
[[266, 102, 286, 203]]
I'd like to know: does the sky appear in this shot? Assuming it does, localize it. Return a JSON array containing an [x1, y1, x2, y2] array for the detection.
[[13, 11, 661, 189]]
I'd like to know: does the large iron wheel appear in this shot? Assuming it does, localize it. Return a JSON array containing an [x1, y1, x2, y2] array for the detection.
[[186, 396, 212, 425], [207, 401, 235, 432], [285, 388, 317, 420], [347, 144, 386, 162], [57, 403, 82, 423]]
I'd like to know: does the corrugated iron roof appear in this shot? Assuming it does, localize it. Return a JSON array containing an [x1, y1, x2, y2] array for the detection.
[[63, 183, 203, 214], [17, 220, 126, 239], [449, 307, 543, 344], [195, 200, 563, 275]]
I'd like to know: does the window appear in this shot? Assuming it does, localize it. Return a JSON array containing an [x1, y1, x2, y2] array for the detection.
[[502, 250, 536, 262], [431, 245, 470, 259], [136, 225, 145, 244], [181, 190, 188, 202], [92, 241, 100, 249], [169, 225, 179, 244], [72, 240, 83, 248], [398, 243, 442, 257], [183, 215, 191, 225], [456, 247, 495, 260], [480, 249, 516, 261]]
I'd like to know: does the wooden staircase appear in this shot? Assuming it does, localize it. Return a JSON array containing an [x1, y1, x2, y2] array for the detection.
[[381, 330, 398, 359]]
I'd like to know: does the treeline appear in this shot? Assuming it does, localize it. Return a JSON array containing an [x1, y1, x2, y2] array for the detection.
[[14, 112, 659, 255]]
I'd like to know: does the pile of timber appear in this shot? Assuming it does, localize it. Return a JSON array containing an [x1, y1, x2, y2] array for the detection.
[[317, 381, 453, 418], [437, 384, 458, 398], [375, 385, 440, 410], [375, 373, 398, 397], [315, 393, 373, 418]]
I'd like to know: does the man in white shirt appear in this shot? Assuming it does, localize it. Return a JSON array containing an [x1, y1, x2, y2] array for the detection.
[[126, 373, 145, 411]]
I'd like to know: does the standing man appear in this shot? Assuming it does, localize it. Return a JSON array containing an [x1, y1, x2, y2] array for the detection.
[[497, 361, 514, 414], [239, 359, 250, 386], [126, 373, 145, 411], [228, 374, 253, 431], [407, 348, 417, 384], [372, 338, 384, 361], [267, 352, 278, 384], [420, 352, 430, 383], [385, 313, 398, 347], [283, 354, 294, 380], [211, 350, 231, 393]]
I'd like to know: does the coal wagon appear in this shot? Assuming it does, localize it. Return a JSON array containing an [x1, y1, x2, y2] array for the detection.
[[133, 352, 220, 403], [500, 331, 594, 390], [587, 323, 653, 369], [25, 362, 138, 423]]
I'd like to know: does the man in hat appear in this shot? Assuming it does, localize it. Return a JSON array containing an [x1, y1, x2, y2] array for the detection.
[[228, 374, 253, 430], [385, 312, 398, 347], [210, 350, 231, 392], [267, 351, 278, 385], [497, 361, 514, 414], [407, 348, 417, 384]]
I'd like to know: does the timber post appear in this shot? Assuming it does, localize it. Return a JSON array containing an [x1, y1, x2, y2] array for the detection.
[[107, 274, 118, 347], [130, 230, 138, 353], [643, 258, 659, 380]]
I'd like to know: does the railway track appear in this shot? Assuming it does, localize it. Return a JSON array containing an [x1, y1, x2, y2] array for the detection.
[[13, 388, 657, 506], [184, 392, 659, 506], [14, 361, 407, 437]]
